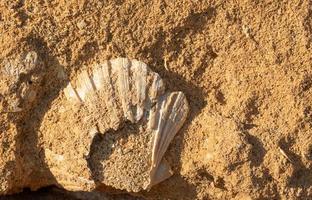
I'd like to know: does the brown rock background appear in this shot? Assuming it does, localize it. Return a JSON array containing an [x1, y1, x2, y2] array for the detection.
[[0, 0, 311, 199]]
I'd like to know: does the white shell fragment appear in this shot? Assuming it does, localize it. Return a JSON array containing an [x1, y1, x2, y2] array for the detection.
[[41, 57, 189, 192], [148, 91, 189, 188]]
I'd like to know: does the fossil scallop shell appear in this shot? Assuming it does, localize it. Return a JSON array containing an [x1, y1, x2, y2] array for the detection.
[[40, 57, 189, 192]]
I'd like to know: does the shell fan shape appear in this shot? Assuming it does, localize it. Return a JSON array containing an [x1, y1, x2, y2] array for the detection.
[[47, 58, 189, 192]]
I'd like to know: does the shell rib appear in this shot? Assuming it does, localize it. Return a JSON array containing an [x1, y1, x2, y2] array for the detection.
[[148, 91, 189, 188], [59, 57, 189, 192]]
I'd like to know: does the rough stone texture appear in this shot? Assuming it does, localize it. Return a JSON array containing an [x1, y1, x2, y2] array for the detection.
[[0, 0, 312, 199]]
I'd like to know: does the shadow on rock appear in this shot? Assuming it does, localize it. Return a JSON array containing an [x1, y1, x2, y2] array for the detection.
[[5, 34, 68, 192]]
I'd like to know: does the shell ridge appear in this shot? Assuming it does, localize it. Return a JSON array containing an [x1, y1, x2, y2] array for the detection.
[[75, 71, 95, 101], [149, 93, 172, 185], [150, 73, 165, 100], [148, 94, 167, 185], [155, 92, 187, 166], [153, 93, 178, 168], [91, 64, 104, 90], [88, 71, 98, 92], [131, 59, 147, 122], [149, 92, 188, 187], [116, 58, 135, 122], [64, 82, 83, 103], [103, 60, 121, 129]]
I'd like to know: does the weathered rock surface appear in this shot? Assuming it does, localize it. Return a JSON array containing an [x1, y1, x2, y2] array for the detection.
[[1, 0, 312, 199]]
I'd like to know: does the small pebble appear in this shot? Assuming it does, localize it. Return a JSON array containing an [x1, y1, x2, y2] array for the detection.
[[77, 20, 87, 30]]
